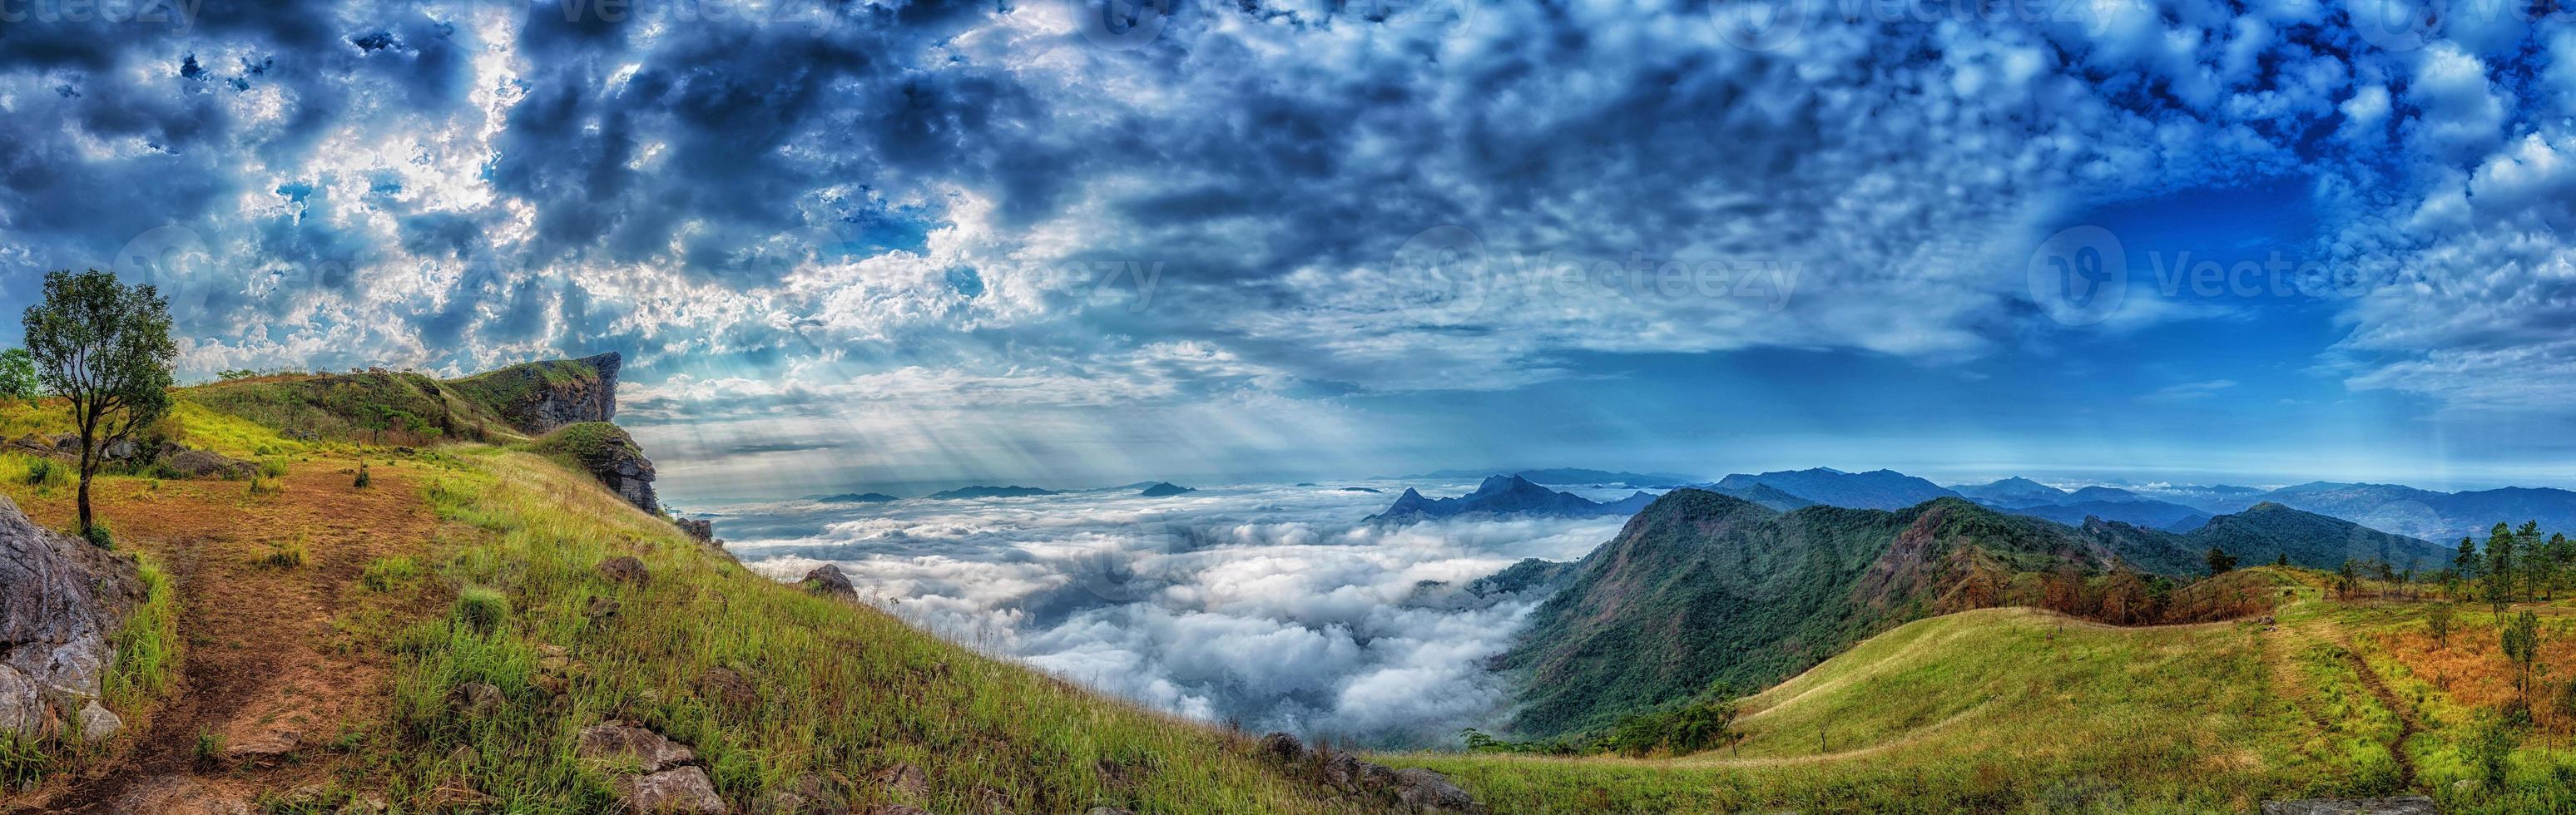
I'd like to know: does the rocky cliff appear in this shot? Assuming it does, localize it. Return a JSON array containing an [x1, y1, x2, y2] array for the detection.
[[1, 495, 144, 740], [534, 422, 660, 516], [444, 352, 622, 437]]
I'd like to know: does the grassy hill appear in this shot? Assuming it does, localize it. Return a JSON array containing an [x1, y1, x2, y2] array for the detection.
[[0, 373, 1396, 813], [1497, 491, 2206, 737]]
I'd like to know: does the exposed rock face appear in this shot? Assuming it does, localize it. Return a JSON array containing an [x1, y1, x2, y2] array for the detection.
[[539, 423, 661, 515], [1, 494, 145, 738], [676, 518, 715, 543], [451, 352, 622, 436]]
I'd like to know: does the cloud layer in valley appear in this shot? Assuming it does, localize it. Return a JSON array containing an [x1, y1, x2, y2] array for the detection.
[[716, 482, 1624, 745]]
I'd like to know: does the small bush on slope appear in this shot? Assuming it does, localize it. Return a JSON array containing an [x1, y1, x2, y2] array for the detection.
[[355, 450, 1379, 814]]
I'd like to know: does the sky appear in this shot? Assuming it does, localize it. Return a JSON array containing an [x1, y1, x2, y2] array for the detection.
[[4, 0, 2576, 498]]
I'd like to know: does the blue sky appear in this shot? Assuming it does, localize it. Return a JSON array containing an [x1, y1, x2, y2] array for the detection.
[[3, 0, 2574, 499]]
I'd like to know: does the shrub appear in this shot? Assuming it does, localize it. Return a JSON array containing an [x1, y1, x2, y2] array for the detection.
[[258, 458, 289, 478], [2467, 713, 2519, 788], [354, 461, 371, 489], [22, 457, 68, 488], [255, 539, 308, 570], [80, 519, 112, 549], [192, 729, 226, 768], [453, 587, 508, 635], [246, 473, 284, 496]]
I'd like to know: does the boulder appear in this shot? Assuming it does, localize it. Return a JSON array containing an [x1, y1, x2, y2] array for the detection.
[[162, 448, 255, 480], [1390, 768, 1482, 813], [599, 556, 651, 584], [677, 518, 716, 543], [701, 665, 757, 710], [617, 766, 727, 815], [77, 699, 121, 743], [800, 565, 858, 600], [1256, 731, 1304, 763], [102, 438, 137, 461], [2260, 798, 2440, 815], [1, 493, 145, 737], [577, 722, 697, 772]]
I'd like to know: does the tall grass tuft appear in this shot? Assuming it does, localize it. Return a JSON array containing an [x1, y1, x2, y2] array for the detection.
[[454, 587, 508, 635]]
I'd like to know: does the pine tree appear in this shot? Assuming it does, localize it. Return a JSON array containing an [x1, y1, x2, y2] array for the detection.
[[2486, 522, 2518, 613]]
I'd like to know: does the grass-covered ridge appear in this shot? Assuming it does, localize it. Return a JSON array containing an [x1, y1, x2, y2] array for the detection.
[[334, 449, 1380, 813]]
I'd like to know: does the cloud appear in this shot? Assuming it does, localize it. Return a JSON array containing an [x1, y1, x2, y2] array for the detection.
[[719, 482, 1623, 745]]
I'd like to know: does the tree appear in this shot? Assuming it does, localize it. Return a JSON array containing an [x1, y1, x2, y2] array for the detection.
[[2486, 522, 2519, 613], [2455, 536, 2480, 581], [2428, 602, 2455, 648], [2273, 552, 2290, 568], [2205, 546, 2237, 576], [2519, 521, 2548, 600], [0, 348, 37, 402], [2335, 558, 2362, 599], [22, 269, 176, 544], [2502, 610, 2542, 716]]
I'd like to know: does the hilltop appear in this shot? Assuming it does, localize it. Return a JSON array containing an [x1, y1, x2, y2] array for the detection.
[[0, 356, 1443, 814]]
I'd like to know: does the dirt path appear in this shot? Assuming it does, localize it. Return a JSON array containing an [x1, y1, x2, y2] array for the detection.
[[2, 457, 444, 813], [2270, 611, 2420, 792]]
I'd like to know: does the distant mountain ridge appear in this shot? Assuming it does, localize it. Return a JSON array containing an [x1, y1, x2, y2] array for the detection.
[[1391, 467, 1699, 488], [1712, 467, 1960, 510], [1368, 476, 1657, 522]]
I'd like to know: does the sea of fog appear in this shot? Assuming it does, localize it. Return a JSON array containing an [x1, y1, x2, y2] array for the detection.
[[699, 481, 1637, 747]]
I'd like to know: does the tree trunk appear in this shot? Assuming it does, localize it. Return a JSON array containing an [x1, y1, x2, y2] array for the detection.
[[77, 468, 93, 541]]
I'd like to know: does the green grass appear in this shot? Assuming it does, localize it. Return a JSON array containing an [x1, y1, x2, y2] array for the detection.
[[1385, 609, 2357, 813], [327, 450, 1375, 814]]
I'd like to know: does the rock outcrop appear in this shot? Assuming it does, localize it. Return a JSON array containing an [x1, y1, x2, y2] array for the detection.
[[448, 352, 622, 436], [1256, 732, 1484, 814], [537, 422, 660, 515], [1, 494, 146, 738], [800, 565, 858, 600]]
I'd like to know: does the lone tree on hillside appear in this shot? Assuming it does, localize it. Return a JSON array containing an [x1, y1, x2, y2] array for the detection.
[[22, 269, 176, 545], [2485, 522, 2519, 613], [2205, 546, 2237, 575]]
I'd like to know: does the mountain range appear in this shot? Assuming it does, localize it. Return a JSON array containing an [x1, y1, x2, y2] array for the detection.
[[1367, 475, 1657, 522], [1489, 490, 2446, 736], [1390, 467, 1700, 488], [925, 485, 1063, 499]]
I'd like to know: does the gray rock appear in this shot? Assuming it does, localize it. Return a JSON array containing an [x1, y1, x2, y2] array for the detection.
[[1256, 731, 1304, 763], [1391, 768, 1482, 813], [0, 494, 144, 737], [578, 722, 697, 772], [2260, 798, 2440, 815], [800, 565, 858, 600], [102, 438, 137, 461], [448, 682, 505, 719], [677, 517, 716, 543], [77, 699, 121, 743], [162, 448, 255, 479], [617, 765, 727, 814]]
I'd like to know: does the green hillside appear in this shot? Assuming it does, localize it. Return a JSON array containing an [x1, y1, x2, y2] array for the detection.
[[1392, 608, 2371, 813], [1498, 491, 2168, 736]]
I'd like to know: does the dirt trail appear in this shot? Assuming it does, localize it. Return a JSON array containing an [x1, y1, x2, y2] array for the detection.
[[2, 459, 443, 813], [2271, 612, 2420, 792]]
